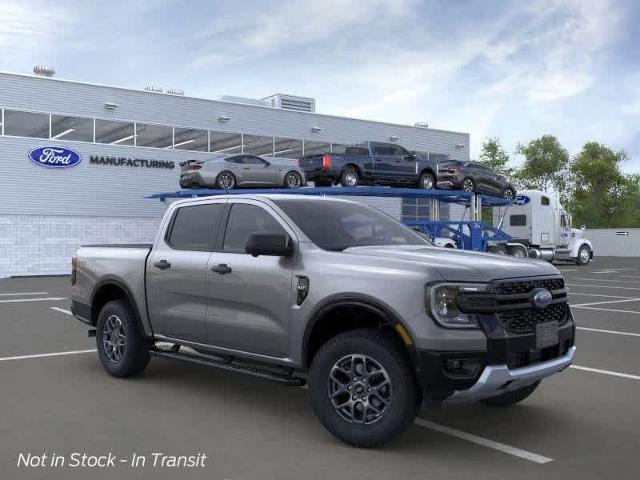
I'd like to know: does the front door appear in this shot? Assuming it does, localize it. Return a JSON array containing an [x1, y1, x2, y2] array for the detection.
[[240, 155, 272, 185], [206, 200, 295, 358], [147, 201, 226, 343]]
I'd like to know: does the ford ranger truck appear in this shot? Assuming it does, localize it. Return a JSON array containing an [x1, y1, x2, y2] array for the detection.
[[71, 194, 576, 448], [298, 141, 439, 189]]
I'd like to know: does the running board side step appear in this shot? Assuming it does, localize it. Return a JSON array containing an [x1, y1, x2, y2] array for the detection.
[[149, 348, 305, 386]]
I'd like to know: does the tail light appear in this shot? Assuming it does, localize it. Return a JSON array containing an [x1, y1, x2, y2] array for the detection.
[[191, 164, 202, 170], [322, 154, 331, 171], [297, 158, 301, 167], [71, 256, 77, 286]]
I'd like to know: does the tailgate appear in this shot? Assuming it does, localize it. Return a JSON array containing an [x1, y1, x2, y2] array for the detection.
[[298, 154, 326, 173]]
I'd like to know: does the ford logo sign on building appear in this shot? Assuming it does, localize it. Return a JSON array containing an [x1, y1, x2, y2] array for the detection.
[[29, 146, 82, 168]]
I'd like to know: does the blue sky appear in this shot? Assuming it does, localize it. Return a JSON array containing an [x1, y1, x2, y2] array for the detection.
[[2, 0, 639, 171]]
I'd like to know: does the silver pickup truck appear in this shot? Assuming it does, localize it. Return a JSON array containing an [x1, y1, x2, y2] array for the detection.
[[71, 194, 576, 447]]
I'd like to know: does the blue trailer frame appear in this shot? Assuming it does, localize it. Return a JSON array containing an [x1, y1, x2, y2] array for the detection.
[[148, 186, 512, 252]]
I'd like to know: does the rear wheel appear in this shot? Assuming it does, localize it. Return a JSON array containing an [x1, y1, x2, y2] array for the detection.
[[309, 329, 419, 448], [462, 178, 475, 192], [216, 171, 236, 190], [340, 167, 359, 187], [488, 245, 507, 255], [503, 187, 515, 200], [284, 171, 303, 189], [576, 244, 591, 265], [96, 300, 150, 378], [418, 172, 436, 189], [481, 381, 540, 406]]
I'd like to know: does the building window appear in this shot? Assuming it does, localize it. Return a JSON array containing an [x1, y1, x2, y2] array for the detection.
[[331, 143, 348, 154], [273, 137, 303, 159], [173, 127, 208, 151], [3, 110, 49, 138], [210, 131, 242, 154], [303, 140, 330, 156], [243, 134, 273, 156], [51, 115, 94, 142], [402, 199, 431, 222], [95, 119, 135, 145], [136, 123, 173, 149]]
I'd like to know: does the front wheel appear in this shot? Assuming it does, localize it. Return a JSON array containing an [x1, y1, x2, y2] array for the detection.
[[96, 300, 150, 378], [576, 244, 592, 265], [309, 329, 419, 448], [481, 381, 540, 407], [418, 172, 436, 189], [503, 187, 515, 200]]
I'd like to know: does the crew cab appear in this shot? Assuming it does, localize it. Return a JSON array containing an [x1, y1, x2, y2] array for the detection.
[[298, 141, 439, 189], [71, 194, 576, 448]]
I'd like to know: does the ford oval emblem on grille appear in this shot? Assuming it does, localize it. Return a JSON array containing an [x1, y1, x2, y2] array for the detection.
[[531, 288, 553, 309], [28, 146, 82, 168]]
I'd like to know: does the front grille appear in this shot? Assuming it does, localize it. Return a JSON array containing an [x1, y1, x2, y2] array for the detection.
[[497, 302, 569, 334], [459, 276, 570, 334], [494, 277, 565, 295]]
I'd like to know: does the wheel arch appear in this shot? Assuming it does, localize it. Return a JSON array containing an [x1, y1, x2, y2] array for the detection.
[[342, 163, 362, 176], [90, 277, 149, 337], [301, 294, 420, 372]]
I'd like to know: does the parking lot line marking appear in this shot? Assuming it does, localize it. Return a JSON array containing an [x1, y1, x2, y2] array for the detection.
[[571, 297, 640, 307], [565, 283, 640, 291], [0, 297, 66, 304], [572, 277, 640, 284], [571, 365, 640, 381], [0, 349, 96, 362], [0, 291, 49, 296], [571, 306, 640, 315], [51, 307, 72, 315], [577, 326, 640, 338], [568, 293, 632, 299], [414, 419, 553, 464]]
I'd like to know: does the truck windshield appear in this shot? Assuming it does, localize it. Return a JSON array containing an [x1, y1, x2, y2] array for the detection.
[[273, 199, 430, 251]]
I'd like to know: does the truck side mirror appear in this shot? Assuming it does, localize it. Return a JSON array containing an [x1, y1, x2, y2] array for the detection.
[[245, 233, 294, 257]]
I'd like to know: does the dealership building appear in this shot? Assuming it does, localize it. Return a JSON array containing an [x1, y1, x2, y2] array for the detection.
[[0, 70, 470, 276]]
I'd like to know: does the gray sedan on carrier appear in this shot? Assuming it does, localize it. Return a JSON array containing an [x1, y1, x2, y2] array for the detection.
[[179, 154, 307, 189]]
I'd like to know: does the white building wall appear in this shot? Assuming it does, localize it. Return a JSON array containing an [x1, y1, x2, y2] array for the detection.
[[583, 228, 640, 257]]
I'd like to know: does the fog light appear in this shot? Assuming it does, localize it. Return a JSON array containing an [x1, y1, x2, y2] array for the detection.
[[444, 358, 482, 377]]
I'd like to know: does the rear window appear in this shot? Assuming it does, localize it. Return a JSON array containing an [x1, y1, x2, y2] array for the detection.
[[167, 204, 224, 251], [510, 214, 527, 227]]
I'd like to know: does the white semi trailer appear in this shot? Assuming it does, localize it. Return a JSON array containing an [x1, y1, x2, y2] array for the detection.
[[492, 189, 593, 265]]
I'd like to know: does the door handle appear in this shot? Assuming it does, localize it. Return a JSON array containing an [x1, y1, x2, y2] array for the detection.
[[211, 264, 232, 274], [154, 259, 171, 270]]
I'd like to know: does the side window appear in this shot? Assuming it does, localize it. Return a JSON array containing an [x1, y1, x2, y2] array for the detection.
[[243, 155, 267, 165], [510, 214, 527, 227], [541, 196, 550, 206], [388, 145, 409, 157], [372, 145, 390, 155], [167, 204, 225, 251], [223, 204, 286, 254], [560, 215, 567, 228], [226, 155, 244, 164]]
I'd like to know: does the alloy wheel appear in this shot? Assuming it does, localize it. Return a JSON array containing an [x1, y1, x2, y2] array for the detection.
[[218, 172, 235, 189], [344, 172, 358, 187], [327, 354, 392, 425], [421, 176, 434, 189], [102, 314, 126, 363], [462, 179, 474, 192], [504, 188, 515, 200], [286, 172, 302, 189]]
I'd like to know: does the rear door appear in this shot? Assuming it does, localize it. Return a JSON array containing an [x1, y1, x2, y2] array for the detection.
[[147, 201, 225, 343], [205, 200, 296, 358], [371, 143, 394, 180]]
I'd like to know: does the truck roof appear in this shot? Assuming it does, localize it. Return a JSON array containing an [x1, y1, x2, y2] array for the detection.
[[170, 193, 356, 207]]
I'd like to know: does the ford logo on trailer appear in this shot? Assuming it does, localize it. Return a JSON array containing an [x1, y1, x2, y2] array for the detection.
[[531, 288, 553, 309], [514, 195, 530, 205], [28, 146, 82, 168]]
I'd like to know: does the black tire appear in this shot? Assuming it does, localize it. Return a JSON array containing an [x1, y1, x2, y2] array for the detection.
[[488, 245, 507, 255], [309, 329, 419, 448], [215, 171, 236, 190], [576, 244, 591, 265], [462, 178, 475, 192], [96, 300, 151, 378], [284, 171, 303, 189], [340, 167, 359, 187], [503, 187, 515, 200], [418, 172, 436, 189], [481, 381, 540, 407]]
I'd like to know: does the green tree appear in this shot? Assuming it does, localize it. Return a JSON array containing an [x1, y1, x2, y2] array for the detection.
[[568, 143, 640, 227], [514, 135, 569, 193], [478, 137, 512, 176]]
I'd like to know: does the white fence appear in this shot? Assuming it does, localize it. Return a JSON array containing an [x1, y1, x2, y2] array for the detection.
[[584, 228, 640, 257]]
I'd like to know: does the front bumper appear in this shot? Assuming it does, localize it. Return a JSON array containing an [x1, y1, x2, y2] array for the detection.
[[448, 346, 575, 402]]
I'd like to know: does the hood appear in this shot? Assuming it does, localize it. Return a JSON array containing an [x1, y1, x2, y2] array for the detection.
[[342, 245, 559, 282]]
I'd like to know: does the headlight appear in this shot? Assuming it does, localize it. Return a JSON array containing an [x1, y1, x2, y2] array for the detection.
[[426, 283, 488, 328]]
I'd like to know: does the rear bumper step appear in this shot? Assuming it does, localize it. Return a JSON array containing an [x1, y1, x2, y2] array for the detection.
[[149, 348, 305, 386]]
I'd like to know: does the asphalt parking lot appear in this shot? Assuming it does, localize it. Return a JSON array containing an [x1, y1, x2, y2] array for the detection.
[[1, 257, 640, 480]]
